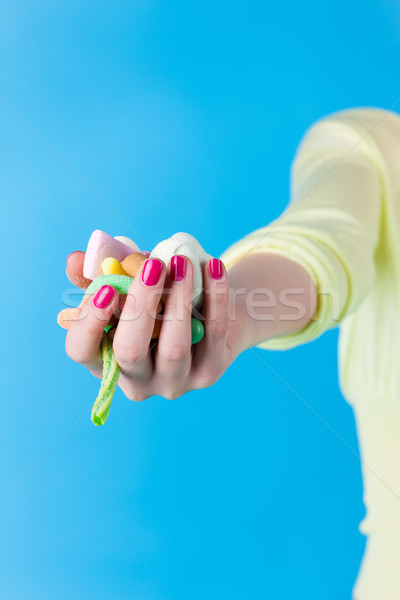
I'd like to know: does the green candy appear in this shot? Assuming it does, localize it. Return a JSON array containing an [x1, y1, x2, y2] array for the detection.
[[85, 274, 134, 298], [191, 318, 204, 344], [86, 273, 204, 425], [91, 333, 120, 426], [86, 273, 204, 343]]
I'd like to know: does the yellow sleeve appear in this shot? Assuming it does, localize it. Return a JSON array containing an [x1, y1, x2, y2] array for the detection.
[[219, 109, 384, 351]]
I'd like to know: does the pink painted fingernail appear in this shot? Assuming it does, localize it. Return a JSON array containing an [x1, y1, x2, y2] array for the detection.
[[93, 285, 116, 308], [209, 258, 223, 280], [171, 255, 186, 282], [142, 259, 163, 286]]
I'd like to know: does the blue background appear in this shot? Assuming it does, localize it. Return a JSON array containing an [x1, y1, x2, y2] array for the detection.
[[1, 1, 399, 598]]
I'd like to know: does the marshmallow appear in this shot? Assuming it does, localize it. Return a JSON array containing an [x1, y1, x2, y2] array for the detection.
[[83, 230, 137, 280], [150, 232, 212, 310], [114, 236, 140, 251]]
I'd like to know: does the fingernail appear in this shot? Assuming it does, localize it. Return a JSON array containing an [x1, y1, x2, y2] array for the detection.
[[142, 259, 163, 286], [171, 255, 186, 282], [66, 250, 81, 263], [209, 258, 223, 280], [93, 285, 116, 309]]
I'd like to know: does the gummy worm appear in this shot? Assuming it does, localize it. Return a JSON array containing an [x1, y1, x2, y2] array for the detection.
[[84, 274, 204, 425], [91, 332, 120, 426]]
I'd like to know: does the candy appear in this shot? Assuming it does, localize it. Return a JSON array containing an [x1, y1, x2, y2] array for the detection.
[[82, 274, 204, 425], [150, 232, 212, 310], [85, 274, 134, 298], [191, 318, 205, 344], [114, 236, 140, 251], [83, 230, 138, 280], [57, 307, 82, 329], [121, 253, 147, 277], [61, 233, 208, 427], [58, 274, 162, 332], [101, 257, 129, 276], [83, 275, 204, 342], [57, 295, 90, 329], [91, 333, 120, 426], [83, 276, 161, 339], [57, 276, 133, 330]]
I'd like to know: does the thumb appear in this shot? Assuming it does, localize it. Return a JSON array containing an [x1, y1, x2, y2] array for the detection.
[[66, 250, 92, 290]]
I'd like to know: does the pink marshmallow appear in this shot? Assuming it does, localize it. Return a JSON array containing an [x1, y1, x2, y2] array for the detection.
[[83, 230, 138, 280]]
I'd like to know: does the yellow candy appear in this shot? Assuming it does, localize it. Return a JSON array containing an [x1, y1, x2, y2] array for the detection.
[[101, 257, 129, 276]]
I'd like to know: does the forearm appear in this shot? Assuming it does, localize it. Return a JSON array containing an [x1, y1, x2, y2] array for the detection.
[[227, 252, 318, 348]]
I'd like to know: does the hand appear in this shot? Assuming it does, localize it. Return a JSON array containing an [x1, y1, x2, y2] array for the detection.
[[64, 252, 251, 402]]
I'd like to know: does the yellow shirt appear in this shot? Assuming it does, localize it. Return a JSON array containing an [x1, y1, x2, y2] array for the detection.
[[220, 107, 400, 408], [220, 107, 400, 597]]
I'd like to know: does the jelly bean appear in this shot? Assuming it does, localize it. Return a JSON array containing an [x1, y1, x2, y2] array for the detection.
[[101, 257, 129, 276], [121, 253, 147, 277]]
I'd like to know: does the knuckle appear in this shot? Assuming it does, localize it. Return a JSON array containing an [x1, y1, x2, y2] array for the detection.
[[124, 388, 147, 402], [193, 368, 219, 389], [193, 375, 213, 390], [161, 344, 188, 364], [114, 342, 146, 368], [214, 289, 227, 306], [162, 388, 183, 401]]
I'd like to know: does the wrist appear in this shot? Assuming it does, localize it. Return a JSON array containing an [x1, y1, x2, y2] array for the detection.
[[226, 252, 318, 349], [230, 292, 276, 350], [228, 295, 255, 352]]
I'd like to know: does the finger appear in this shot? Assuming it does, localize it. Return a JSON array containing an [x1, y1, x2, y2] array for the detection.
[[113, 258, 165, 381], [65, 285, 119, 367], [66, 251, 92, 290], [155, 255, 193, 381], [192, 258, 229, 387]]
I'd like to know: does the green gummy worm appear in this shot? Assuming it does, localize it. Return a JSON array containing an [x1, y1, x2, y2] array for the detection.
[[85, 274, 134, 298], [91, 333, 120, 426], [87, 274, 204, 425]]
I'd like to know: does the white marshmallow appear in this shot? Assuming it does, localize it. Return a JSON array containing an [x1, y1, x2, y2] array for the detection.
[[150, 232, 212, 310], [114, 236, 140, 251]]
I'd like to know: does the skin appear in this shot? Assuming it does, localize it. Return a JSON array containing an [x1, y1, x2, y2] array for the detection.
[[65, 250, 318, 402]]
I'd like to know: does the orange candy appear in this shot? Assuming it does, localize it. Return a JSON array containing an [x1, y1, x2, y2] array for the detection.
[[121, 253, 147, 277]]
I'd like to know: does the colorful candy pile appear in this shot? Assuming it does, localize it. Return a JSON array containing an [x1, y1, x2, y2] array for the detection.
[[58, 230, 208, 426]]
